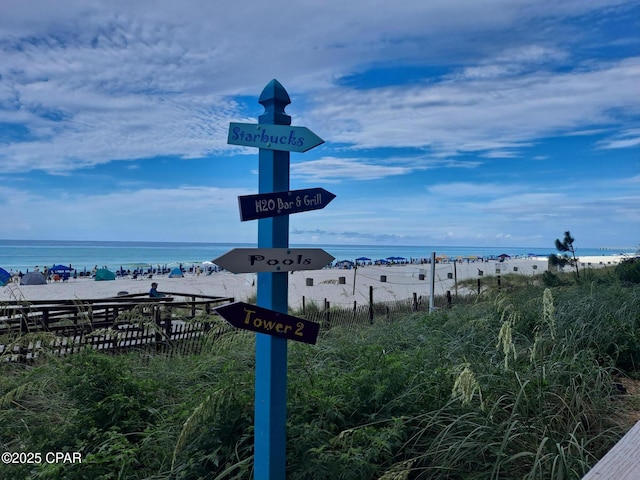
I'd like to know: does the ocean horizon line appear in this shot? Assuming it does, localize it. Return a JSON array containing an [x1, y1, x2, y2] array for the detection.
[[1, 238, 636, 251], [1, 239, 636, 275]]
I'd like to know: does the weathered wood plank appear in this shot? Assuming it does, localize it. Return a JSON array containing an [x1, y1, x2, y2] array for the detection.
[[583, 421, 640, 479]]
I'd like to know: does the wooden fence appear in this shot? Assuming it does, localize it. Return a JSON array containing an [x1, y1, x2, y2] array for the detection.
[[298, 293, 433, 331], [1, 287, 459, 361], [0, 292, 234, 362]]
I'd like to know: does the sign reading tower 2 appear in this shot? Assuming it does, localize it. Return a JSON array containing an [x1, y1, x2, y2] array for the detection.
[[214, 79, 331, 480]]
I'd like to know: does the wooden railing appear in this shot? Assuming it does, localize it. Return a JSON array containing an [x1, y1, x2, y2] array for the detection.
[[0, 292, 234, 361]]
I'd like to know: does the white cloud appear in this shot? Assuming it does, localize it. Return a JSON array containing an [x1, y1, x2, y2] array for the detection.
[[427, 182, 518, 198], [291, 157, 414, 182], [308, 57, 640, 155], [597, 129, 640, 149], [0, 0, 637, 248], [0, 0, 637, 174], [0, 185, 257, 241]]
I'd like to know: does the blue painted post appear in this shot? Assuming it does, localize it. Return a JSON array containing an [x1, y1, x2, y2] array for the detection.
[[255, 79, 291, 479]]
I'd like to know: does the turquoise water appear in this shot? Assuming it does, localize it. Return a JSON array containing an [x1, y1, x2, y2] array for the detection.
[[0, 239, 634, 274]]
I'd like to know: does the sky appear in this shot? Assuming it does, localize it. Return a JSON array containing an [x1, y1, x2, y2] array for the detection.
[[0, 0, 638, 249]]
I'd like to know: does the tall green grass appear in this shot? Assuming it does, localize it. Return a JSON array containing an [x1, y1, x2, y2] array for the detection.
[[0, 281, 638, 479]]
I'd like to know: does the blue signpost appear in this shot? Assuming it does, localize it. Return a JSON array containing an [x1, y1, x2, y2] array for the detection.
[[255, 79, 291, 480], [221, 79, 326, 479]]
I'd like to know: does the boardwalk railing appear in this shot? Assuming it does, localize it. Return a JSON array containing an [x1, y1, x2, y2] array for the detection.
[[1, 289, 457, 361], [0, 292, 234, 361]]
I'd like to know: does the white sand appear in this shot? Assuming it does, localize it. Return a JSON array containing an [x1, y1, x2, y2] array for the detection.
[[1, 256, 627, 309]]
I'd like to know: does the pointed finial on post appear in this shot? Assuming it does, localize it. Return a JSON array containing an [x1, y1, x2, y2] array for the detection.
[[259, 79, 291, 126]]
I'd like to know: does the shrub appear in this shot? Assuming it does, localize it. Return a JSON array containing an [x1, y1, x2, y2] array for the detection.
[[616, 257, 640, 284]]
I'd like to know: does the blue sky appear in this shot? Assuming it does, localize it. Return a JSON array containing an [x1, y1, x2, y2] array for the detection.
[[0, 0, 638, 249]]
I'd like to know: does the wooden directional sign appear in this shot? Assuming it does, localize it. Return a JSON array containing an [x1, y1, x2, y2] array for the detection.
[[228, 122, 324, 153], [215, 301, 320, 345], [213, 248, 334, 274], [238, 188, 336, 221]]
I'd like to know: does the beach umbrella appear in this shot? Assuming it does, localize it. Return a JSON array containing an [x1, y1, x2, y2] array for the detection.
[[50, 264, 73, 273], [20, 272, 47, 285], [0, 267, 11, 286], [355, 257, 371, 262]]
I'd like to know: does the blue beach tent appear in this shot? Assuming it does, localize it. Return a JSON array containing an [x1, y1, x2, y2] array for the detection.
[[20, 272, 47, 285], [0, 267, 11, 286], [168, 267, 184, 278]]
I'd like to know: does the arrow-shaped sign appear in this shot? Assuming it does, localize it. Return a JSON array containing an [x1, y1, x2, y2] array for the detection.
[[215, 301, 320, 344], [212, 248, 334, 274], [227, 122, 324, 153], [238, 188, 336, 221]]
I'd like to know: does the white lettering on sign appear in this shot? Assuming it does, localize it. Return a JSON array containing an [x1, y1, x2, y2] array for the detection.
[[304, 193, 322, 207], [255, 198, 276, 213], [254, 195, 323, 214]]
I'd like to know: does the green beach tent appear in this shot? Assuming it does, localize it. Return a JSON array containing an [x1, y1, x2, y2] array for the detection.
[[94, 268, 116, 281]]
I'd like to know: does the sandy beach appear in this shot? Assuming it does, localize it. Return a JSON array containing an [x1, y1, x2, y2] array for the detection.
[[1, 255, 627, 310]]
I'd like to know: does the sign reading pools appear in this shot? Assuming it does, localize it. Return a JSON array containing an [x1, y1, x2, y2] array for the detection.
[[212, 248, 334, 274]]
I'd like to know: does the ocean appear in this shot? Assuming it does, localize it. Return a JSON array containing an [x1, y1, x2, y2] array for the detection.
[[0, 239, 634, 274]]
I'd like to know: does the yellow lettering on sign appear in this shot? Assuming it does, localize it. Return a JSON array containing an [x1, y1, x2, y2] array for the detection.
[[240, 306, 307, 339], [244, 308, 256, 324]]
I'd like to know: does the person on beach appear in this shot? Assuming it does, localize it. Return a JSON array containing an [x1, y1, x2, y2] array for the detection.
[[149, 282, 166, 298]]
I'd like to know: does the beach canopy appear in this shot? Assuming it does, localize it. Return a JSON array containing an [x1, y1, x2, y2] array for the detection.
[[20, 272, 47, 285], [355, 257, 371, 262], [50, 264, 73, 273], [498, 254, 511, 259], [168, 267, 184, 278], [335, 260, 354, 268], [0, 267, 11, 286], [94, 268, 116, 281]]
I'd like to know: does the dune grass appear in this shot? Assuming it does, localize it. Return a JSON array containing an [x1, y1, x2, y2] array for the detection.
[[0, 276, 639, 479]]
